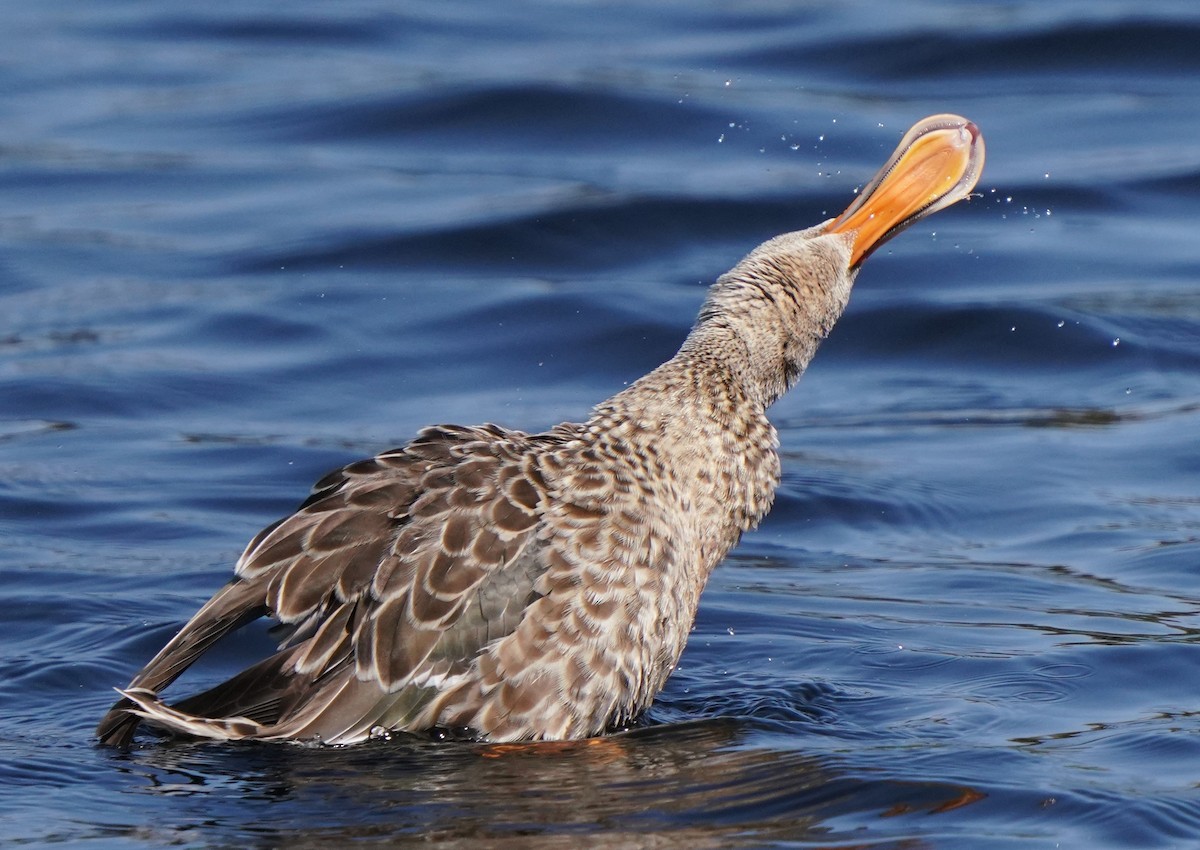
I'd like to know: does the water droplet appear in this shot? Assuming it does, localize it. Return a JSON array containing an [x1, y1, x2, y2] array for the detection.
[[1057, 320, 1065, 328], [726, 627, 735, 636], [1112, 338, 1121, 347]]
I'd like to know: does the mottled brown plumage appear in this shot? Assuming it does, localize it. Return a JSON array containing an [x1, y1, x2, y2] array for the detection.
[[97, 115, 984, 746]]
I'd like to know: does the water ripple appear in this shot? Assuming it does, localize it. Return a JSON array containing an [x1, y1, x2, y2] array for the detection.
[[2, 1, 1199, 848]]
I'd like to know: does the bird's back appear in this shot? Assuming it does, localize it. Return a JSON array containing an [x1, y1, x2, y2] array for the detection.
[[98, 373, 777, 744]]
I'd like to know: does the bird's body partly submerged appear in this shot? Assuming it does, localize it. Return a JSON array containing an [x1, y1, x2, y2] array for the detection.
[[98, 115, 984, 747]]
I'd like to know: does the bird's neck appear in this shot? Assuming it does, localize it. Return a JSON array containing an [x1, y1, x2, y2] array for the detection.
[[583, 229, 855, 539], [685, 228, 857, 410], [589, 337, 783, 538]]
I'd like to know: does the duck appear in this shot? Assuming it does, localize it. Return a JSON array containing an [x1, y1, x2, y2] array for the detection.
[[97, 114, 984, 746]]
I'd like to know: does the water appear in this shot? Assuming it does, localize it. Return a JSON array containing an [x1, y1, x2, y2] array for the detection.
[[2, 1, 1199, 847]]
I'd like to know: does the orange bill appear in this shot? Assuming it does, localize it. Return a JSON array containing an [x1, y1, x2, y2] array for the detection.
[[826, 114, 985, 268]]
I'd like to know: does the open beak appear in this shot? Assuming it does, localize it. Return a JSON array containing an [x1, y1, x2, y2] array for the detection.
[[825, 114, 985, 269]]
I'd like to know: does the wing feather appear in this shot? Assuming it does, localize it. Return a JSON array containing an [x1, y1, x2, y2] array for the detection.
[[98, 423, 561, 745]]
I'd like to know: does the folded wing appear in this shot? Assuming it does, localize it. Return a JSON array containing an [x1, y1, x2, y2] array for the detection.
[[97, 423, 558, 746]]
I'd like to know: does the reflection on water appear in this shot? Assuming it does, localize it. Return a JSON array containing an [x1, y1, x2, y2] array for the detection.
[[106, 720, 986, 848]]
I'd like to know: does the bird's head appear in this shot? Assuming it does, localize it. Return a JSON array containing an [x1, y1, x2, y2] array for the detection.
[[825, 113, 985, 269], [694, 114, 985, 406]]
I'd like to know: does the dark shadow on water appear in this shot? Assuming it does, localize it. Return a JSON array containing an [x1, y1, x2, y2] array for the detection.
[[96, 717, 987, 848]]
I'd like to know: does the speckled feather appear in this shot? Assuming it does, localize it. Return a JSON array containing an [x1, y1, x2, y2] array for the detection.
[[96, 224, 858, 746]]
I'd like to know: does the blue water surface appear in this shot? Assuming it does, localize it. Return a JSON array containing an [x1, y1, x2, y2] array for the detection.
[[2, 1, 1199, 847]]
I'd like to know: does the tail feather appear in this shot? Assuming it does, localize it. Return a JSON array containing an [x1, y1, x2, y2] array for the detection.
[[96, 579, 267, 746], [116, 687, 263, 740], [265, 667, 393, 744], [95, 694, 145, 747]]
